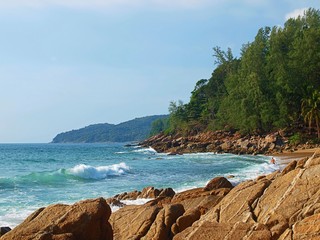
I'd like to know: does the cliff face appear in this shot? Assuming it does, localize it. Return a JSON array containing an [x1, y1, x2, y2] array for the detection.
[[140, 131, 316, 155]]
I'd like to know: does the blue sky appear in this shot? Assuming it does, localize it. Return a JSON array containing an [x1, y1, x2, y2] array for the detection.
[[0, 0, 319, 143]]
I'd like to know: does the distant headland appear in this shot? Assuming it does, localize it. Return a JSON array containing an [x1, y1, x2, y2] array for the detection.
[[51, 115, 168, 143]]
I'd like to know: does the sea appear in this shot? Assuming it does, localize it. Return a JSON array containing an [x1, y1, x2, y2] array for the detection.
[[0, 143, 279, 228]]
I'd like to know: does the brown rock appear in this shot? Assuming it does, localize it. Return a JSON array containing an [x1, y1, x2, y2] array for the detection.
[[201, 178, 271, 225], [171, 208, 201, 235], [296, 157, 309, 169], [265, 134, 277, 143], [281, 160, 297, 175], [144, 197, 173, 207], [1, 198, 113, 240], [254, 161, 320, 238], [141, 204, 184, 240], [173, 221, 272, 240], [110, 205, 161, 240], [171, 188, 229, 213], [140, 186, 161, 198], [203, 177, 233, 191], [159, 188, 176, 198], [292, 213, 320, 239], [304, 151, 320, 167], [221, 141, 232, 151]]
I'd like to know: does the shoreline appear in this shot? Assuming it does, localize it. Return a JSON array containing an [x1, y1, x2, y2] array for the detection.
[[2, 147, 320, 239], [272, 147, 320, 170]]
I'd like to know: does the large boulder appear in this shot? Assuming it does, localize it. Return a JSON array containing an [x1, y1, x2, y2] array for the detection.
[[171, 187, 230, 213], [110, 205, 161, 240], [171, 208, 201, 235], [141, 204, 184, 240], [0, 198, 113, 240], [203, 177, 233, 191]]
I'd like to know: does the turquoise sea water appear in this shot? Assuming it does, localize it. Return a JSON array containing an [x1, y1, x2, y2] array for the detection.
[[0, 143, 278, 227]]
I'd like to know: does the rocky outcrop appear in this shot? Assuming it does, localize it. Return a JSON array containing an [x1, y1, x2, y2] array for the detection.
[[203, 176, 233, 191], [173, 152, 320, 240], [140, 130, 319, 155], [0, 198, 113, 240], [110, 177, 233, 239], [109, 152, 320, 240]]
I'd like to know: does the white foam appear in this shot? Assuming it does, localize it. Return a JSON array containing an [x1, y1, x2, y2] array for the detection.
[[228, 161, 280, 185], [132, 147, 157, 154], [110, 198, 153, 212], [68, 162, 130, 180], [115, 151, 127, 154], [0, 208, 36, 228]]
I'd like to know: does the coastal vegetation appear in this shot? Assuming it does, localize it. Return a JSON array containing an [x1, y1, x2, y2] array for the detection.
[[153, 8, 320, 142]]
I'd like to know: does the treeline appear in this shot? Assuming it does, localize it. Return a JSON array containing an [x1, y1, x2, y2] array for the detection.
[[152, 8, 320, 139]]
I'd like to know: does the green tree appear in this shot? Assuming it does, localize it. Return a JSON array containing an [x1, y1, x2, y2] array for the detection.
[[301, 90, 320, 138]]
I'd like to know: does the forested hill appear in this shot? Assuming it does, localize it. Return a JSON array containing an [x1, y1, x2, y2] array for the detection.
[[52, 115, 168, 143], [153, 8, 320, 143]]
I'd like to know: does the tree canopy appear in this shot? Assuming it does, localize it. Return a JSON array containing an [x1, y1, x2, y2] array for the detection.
[[154, 8, 320, 139]]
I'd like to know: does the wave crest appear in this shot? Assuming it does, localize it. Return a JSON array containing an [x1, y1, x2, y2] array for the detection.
[[68, 162, 130, 180]]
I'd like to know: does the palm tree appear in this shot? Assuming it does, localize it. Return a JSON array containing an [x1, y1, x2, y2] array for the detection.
[[301, 90, 320, 138]]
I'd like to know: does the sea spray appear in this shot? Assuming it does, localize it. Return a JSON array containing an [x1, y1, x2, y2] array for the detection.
[[68, 162, 130, 180]]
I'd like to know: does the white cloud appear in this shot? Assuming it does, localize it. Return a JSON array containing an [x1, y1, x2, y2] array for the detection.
[[285, 8, 308, 20]]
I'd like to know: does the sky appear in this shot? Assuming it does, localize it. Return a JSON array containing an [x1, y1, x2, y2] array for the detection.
[[0, 0, 319, 143]]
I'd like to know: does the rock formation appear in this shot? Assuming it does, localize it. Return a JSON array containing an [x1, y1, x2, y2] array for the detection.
[[109, 179, 232, 239], [110, 152, 320, 239], [140, 130, 319, 155], [0, 198, 113, 240], [174, 152, 320, 240]]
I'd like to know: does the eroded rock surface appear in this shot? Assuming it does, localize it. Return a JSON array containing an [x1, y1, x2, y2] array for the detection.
[[0, 198, 113, 240], [172, 152, 320, 240]]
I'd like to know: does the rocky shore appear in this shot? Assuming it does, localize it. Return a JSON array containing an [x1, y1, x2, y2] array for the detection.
[[1, 149, 320, 240], [140, 130, 319, 155]]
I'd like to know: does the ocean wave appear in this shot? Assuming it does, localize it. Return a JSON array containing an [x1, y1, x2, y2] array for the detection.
[[67, 162, 130, 180], [0, 163, 131, 187], [132, 147, 157, 154], [228, 162, 280, 185]]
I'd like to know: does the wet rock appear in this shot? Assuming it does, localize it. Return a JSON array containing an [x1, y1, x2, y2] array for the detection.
[[0, 227, 11, 237]]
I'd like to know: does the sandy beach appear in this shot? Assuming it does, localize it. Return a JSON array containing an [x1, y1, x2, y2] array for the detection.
[[272, 147, 320, 169]]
